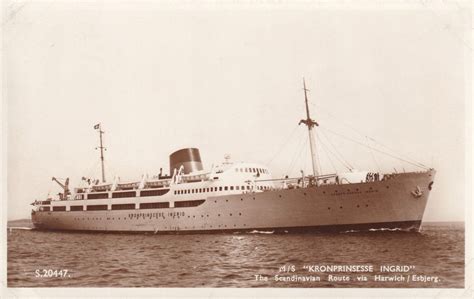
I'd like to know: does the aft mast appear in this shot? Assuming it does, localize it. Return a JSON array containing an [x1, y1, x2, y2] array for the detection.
[[298, 78, 320, 180], [94, 123, 106, 183]]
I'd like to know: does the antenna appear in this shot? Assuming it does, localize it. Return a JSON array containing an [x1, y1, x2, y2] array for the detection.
[[94, 123, 106, 183], [298, 78, 320, 179]]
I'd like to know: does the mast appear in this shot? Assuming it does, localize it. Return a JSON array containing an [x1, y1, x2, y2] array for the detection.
[[298, 78, 319, 178], [94, 123, 106, 183]]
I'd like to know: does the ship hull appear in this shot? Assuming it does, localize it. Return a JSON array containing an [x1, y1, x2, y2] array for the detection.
[[31, 170, 435, 233]]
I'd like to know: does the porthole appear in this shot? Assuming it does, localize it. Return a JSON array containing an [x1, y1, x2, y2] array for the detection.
[[357, 205, 360, 208], [366, 204, 369, 207], [339, 206, 343, 209], [230, 213, 232, 216], [304, 193, 307, 196], [218, 214, 221, 216], [328, 207, 331, 210], [239, 213, 242, 216], [241, 198, 243, 201], [386, 186, 389, 189], [279, 195, 282, 198], [226, 200, 228, 202]]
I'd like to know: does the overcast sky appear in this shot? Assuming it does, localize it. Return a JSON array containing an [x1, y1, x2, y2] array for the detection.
[[4, 1, 471, 221]]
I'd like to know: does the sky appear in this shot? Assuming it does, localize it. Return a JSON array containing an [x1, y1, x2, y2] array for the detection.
[[4, 1, 471, 221]]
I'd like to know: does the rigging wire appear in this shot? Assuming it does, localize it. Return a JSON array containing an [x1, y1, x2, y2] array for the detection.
[[316, 131, 337, 173], [265, 123, 301, 166], [287, 135, 308, 176], [319, 126, 431, 170], [366, 135, 381, 172], [314, 132, 322, 175], [319, 129, 354, 170], [310, 102, 430, 169]]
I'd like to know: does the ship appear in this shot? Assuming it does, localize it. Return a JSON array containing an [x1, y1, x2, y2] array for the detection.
[[30, 80, 435, 233]]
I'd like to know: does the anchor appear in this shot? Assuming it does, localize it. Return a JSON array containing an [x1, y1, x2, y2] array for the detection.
[[411, 186, 423, 198]]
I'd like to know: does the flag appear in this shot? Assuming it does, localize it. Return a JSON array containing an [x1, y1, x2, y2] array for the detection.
[[94, 124, 100, 130]]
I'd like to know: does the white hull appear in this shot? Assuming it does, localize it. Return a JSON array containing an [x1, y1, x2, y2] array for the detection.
[[31, 170, 435, 233]]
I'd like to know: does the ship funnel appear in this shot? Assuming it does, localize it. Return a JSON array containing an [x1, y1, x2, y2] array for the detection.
[[169, 148, 203, 174]]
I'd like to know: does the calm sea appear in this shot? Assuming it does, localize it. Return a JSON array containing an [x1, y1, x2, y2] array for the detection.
[[7, 222, 464, 288]]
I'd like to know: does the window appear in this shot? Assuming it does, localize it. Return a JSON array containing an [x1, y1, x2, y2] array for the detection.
[[40, 206, 50, 212], [245, 168, 248, 172], [87, 193, 108, 200], [112, 191, 136, 198], [86, 205, 108, 211], [140, 202, 169, 209], [236, 186, 240, 190], [219, 187, 223, 191], [175, 199, 205, 208], [247, 186, 250, 190], [224, 186, 228, 191], [230, 186, 234, 190], [140, 189, 170, 197], [52, 206, 66, 212], [70, 206, 83, 211], [112, 204, 135, 210]]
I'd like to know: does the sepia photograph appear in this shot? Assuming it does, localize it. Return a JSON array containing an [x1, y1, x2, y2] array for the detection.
[[2, 0, 472, 297]]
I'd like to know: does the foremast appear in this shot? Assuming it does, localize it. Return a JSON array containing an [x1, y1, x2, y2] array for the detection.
[[298, 78, 320, 180], [94, 123, 106, 183]]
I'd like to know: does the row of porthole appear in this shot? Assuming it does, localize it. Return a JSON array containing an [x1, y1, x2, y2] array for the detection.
[[186, 212, 243, 218], [327, 204, 370, 210], [321, 186, 389, 194], [179, 224, 248, 230], [74, 213, 245, 221], [211, 188, 389, 202]]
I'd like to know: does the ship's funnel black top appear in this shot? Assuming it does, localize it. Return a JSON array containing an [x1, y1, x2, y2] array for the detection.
[[169, 148, 203, 174]]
